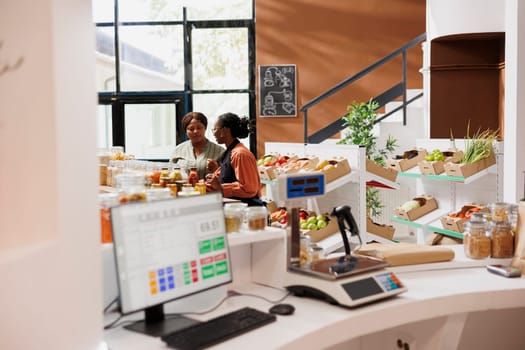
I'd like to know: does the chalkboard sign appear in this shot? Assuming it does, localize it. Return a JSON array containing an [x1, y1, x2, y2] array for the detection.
[[258, 64, 297, 117]]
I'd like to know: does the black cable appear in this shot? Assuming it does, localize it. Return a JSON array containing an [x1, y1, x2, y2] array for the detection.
[[103, 296, 119, 314]]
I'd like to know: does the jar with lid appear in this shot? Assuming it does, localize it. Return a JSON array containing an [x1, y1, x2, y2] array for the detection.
[[464, 212, 491, 259], [224, 206, 244, 233], [491, 220, 514, 258], [245, 206, 268, 232], [308, 243, 323, 264], [171, 165, 183, 182], [489, 202, 511, 222], [115, 173, 147, 204], [194, 181, 207, 195], [147, 162, 162, 185], [187, 167, 199, 187]]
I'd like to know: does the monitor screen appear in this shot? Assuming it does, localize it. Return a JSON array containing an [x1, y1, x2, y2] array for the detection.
[[111, 192, 232, 336]]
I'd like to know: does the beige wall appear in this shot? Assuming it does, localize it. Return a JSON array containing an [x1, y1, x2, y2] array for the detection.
[[255, 0, 426, 157]]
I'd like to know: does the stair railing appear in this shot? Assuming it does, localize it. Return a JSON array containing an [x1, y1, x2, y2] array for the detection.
[[301, 33, 426, 144]]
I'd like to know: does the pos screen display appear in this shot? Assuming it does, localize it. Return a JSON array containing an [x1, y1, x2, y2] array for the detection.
[[111, 192, 232, 317]]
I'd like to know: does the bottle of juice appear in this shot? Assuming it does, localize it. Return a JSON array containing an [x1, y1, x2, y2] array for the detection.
[[187, 167, 199, 187]]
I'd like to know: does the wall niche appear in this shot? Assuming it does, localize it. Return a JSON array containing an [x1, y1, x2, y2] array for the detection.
[[430, 32, 505, 139]]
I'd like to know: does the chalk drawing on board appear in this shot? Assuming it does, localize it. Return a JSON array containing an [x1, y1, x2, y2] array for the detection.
[[259, 64, 296, 117]]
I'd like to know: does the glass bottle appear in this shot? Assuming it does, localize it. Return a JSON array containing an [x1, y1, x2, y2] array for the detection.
[[99, 193, 119, 243], [171, 165, 183, 182], [464, 212, 491, 259], [187, 167, 199, 187]]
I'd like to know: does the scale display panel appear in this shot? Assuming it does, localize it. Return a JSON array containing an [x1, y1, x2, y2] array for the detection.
[[278, 172, 325, 200]]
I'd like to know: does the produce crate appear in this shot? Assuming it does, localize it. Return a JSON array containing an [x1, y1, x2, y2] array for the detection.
[[418, 150, 464, 175], [321, 158, 351, 183], [394, 195, 438, 221], [440, 204, 489, 233], [366, 158, 398, 182], [258, 165, 277, 180], [386, 148, 428, 172], [305, 219, 339, 243], [281, 156, 319, 174], [443, 154, 496, 178], [366, 217, 395, 240]]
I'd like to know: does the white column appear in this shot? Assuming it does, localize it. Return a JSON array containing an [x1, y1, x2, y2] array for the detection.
[[0, 0, 103, 349], [504, 0, 525, 201]]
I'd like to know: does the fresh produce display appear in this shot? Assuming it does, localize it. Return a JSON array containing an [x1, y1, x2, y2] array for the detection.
[[424, 149, 445, 162], [400, 199, 422, 211], [300, 213, 330, 230], [447, 206, 480, 219], [459, 127, 498, 164]]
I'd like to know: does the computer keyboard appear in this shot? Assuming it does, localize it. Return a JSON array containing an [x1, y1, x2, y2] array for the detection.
[[161, 307, 277, 350]]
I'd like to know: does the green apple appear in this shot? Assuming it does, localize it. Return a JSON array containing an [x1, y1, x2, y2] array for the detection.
[[300, 222, 309, 230], [307, 223, 318, 230], [317, 220, 328, 229], [306, 216, 318, 224], [316, 214, 326, 222]]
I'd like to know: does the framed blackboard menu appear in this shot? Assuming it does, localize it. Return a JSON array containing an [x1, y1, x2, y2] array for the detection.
[[258, 64, 297, 117]]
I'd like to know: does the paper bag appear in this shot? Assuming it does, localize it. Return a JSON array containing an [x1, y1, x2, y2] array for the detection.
[[511, 201, 525, 273]]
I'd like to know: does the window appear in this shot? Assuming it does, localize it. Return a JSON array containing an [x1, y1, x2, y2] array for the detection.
[[92, 0, 256, 160]]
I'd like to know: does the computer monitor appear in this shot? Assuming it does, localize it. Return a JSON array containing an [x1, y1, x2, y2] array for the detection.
[[111, 192, 232, 337]]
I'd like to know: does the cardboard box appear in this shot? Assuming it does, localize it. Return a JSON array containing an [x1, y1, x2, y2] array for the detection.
[[366, 158, 398, 182], [443, 154, 496, 178], [281, 156, 319, 174], [418, 150, 464, 175], [418, 160, 445, 175], [305, 219, 339, 243], [394, 195, 438, 221], [366, 217, 395, 240], [440, 204, 489, 233], [321, 158, 352, 183], [258, 165, 277, 181], [386, 148, 428, 172]]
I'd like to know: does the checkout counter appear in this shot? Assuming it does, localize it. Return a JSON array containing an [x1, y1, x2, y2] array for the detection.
[[103, 228, 525, 350]]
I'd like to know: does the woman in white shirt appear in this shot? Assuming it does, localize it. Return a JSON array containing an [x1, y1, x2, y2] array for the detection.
[[171, 112, 224, 179]]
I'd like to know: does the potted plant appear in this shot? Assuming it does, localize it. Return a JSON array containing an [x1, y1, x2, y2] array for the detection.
[[338, 99, 397, 235]]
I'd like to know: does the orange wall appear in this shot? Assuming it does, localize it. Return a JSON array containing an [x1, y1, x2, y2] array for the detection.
[[255, 0, 426, 157]]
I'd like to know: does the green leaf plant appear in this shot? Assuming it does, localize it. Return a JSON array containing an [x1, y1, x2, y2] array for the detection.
[[337, 99, 398, 220]]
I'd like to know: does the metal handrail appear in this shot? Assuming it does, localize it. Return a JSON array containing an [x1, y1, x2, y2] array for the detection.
[[301, 33, 427, 144]]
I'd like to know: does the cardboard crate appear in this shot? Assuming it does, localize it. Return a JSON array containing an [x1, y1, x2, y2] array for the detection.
[[366, 217, 395, 240], [305, 219, 339, 243], [418, 150, 464, 175], [418, 160, 445, 175], [258, 165, 277, 181], [321, 158, 352, 183], [386, 148, 428, 172], [394, 195, 438, 221], [366, 158, 398, 182], [443, 154, 496, 178], [281, 156, 319, 174], [440, 204, 489, 233]]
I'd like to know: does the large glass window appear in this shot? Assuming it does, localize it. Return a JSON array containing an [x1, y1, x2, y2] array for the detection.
[[93, 0, 256, 159]]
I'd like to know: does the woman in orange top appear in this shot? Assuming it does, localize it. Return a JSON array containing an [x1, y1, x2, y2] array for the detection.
[[205, 112, 263, 206]]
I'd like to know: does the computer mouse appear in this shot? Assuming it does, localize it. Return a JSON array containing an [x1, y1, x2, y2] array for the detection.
[[269, 303, 295, 316]]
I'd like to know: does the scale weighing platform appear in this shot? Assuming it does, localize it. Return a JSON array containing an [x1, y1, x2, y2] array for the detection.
[[277, 172, 407, 308]]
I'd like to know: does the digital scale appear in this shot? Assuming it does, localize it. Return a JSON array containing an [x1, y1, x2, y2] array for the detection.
[[277, 172, 407, 308]]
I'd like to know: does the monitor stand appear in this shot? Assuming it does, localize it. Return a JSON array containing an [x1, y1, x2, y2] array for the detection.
[[124, 304, 200, 338]]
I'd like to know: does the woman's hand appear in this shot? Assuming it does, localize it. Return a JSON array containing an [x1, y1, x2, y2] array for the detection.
[[205, 173, 222, 192], [206, 159, 219, 172]]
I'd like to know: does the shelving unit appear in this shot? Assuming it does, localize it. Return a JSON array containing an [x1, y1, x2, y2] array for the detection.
[[263, 142, 401, 245], [390, 139, 502, 244]]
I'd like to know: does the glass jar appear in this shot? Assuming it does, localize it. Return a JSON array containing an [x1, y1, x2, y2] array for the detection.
[[99, 193, 119, 243], [187, 167, 199, 187], [115, 173, 147, 204], [489, 202, 511, 222], [147, 162, 162, 185], [194, 181, 207, 195], [491, 221, 514, 258], [300, 235, 312, 266], [245, 206, 268, 231], [308, 243, 323, 263], [171, 165, 183, 182], [224, 202, 248, 223], [224, 206, 244, 233], [464, 212, 491, 259], [178, 183, 200, 197]]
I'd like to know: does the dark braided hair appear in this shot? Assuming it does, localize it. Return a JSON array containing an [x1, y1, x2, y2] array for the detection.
[[217, 112, 253, 139]]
